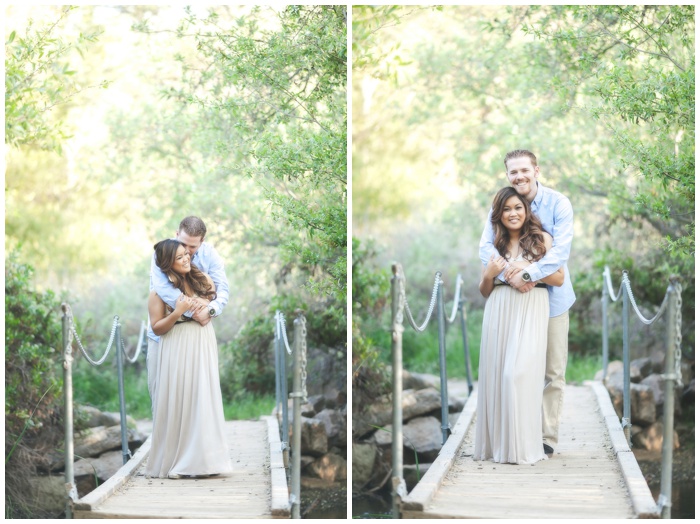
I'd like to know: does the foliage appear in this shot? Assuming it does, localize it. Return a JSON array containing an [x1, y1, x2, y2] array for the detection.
[[159, 5, 348, 307], [5, 253, 65, 518], [4, 5, 106, 151], [517, 5, 695, 258]]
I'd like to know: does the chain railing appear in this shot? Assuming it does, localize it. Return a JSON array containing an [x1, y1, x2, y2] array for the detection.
[[390, 263, 473, 518], [273, 309, 308, 519], [600, 267, 683, 519], [61, 303, 146, 518]]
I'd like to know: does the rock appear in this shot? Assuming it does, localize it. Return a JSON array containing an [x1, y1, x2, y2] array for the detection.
[[682, 378, 694, 406], [306, 453, 347, 483], [402, 416, 443, 462], [352, 394, 392, 440], [649, 351, 665, 374], [28, 475, 66, 516], [402, 370, 440, 390], [307, 394, 326, 414], [315, 408, 346, 449], [595, 360, 623, 382], [294, 417, 327, 457], [74, 450, 125, 483], [630, 357, 652, 381], [352, 442, 378, 490], [605, 372, 656, 426], [370, 425, 393, 447], [402, 388, 442, 420], [631, 421, 680, 452], [640, 374, 683, 418], [74, 425, 145, 460]]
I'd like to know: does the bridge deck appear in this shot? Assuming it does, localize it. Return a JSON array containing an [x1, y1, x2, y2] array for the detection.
[[402, 382, 659, 519], [73, 417, 290, 519]]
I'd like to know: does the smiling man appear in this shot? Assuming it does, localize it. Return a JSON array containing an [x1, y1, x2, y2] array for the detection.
[[479, 149, 576, 458]]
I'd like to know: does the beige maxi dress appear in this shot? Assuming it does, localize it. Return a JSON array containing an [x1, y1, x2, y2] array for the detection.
[[146, 316, 233, 478], [473, 270, 549, 465]]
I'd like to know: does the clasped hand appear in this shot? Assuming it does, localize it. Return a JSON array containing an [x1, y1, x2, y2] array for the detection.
[[174, 295, 212, 326], [485, 254, 536, 293]]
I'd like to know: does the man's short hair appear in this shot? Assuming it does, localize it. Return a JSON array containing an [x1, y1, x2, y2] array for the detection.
[[179, 216, 207, 239], [504, 149, 538, 169]]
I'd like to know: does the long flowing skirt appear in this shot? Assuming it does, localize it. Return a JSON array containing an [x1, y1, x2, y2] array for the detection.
[[145, 321, 233, 478], [473, 285, 549, 465]]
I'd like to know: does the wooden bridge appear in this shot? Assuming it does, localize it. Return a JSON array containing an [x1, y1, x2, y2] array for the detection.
[[73, 417, 290, 519], [402, 381, 660, 519]]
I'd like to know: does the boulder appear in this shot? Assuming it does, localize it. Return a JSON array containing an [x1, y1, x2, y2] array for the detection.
[[402, 416, 443, 462], [315, 408, 346, 449], [402, 388, 442, 420], [605, 373, 656, 426], [28, 475, 66, 516], [74, 450, 125, 483], [352, 442, 378, 490], [631, 421, 680, 452], [295, 417, 328, 457], [306, 453, 347, 483]]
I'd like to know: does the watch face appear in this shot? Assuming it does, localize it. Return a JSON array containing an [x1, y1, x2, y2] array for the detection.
[[209, 308, 216, 316]]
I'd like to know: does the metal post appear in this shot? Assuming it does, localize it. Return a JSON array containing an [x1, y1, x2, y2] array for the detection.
[[391, 264, 405, 519], [115, 320, 130, 465], [458, 299, 473, 396], [622, 273, 631, 445], [290, 315, 303, 519], [61, 304, 77, 518], [280, 318, 289, 469], [436, 275, 450, 444], [601, 275, 609, 382], [274, 314, 281, 431], [659, 278, 680, 519]]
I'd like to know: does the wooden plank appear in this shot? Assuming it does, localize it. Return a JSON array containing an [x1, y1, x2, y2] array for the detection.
[[73, 419, 283, 519], [264, 415, 291, 518], [403, 385, 643, 519], [401, 389, 477, 512]]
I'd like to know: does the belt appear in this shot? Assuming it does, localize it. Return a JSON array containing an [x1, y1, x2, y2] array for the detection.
[[494, 281, 547, 288]]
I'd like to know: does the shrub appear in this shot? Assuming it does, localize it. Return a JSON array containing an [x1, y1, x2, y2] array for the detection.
[[5, 253, 65, 518]]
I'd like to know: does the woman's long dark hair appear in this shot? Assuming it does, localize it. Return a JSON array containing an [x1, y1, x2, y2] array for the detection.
[[153, 239, 216, 300], [490, 187, 547, 262]]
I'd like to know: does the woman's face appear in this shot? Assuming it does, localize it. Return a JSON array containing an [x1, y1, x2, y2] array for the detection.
[[171, 245, 191, 275], [500, 195, 526, 232]]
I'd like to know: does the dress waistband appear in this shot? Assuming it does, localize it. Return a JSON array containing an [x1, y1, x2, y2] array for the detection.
[[494, 281, 547, 289]]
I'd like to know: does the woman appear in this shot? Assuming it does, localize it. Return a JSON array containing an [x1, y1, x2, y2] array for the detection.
[[145, 239, 233, 479], [473, 187, 564, 465]]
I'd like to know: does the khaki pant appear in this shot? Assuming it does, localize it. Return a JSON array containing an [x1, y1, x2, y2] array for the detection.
[[543, 311, 569, 448], [147, 338, 160, 417]]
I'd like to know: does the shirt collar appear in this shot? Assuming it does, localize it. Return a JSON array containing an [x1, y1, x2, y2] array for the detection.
[[531, 181, 544, 210]]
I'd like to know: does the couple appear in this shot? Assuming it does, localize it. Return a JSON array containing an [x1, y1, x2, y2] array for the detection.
[[474, 149, 575, 465], [144, 216, 234, 479]]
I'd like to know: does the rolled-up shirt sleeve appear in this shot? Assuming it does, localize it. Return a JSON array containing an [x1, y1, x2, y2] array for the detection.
[[525, 197, 574, 281], [205, 245, 229, 317]]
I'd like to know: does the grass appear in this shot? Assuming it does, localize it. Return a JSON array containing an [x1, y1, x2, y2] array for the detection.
[[72, 360, 276, 422], [365, 306, 605, 384]]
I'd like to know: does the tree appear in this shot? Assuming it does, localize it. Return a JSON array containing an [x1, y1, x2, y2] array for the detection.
[[5, 5, 106, 151], [518, 5, 694, 258]]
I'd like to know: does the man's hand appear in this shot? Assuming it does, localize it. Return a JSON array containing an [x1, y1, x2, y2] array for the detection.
[[505, 269, 537, 293], [192, 307, 212, 326]]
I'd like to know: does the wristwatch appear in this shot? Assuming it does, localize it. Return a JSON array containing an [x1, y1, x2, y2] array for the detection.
[[208, 307, 216, 317], [522, 271, 532, 282]]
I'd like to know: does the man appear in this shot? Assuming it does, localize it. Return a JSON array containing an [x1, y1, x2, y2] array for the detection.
[[479, 149, 575, 457], [146, 216, 230, 412]]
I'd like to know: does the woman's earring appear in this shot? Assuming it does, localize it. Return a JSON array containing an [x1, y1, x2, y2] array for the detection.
[[168, 275, 175, 284]]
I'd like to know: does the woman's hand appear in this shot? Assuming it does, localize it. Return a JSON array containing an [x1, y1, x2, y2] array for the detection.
[[484, 253, 507, 280], [174, 294, 193, 315]]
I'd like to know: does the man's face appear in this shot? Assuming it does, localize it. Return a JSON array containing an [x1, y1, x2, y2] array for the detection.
[[505, 156, 539, 202], [176, 230, 204, 257]]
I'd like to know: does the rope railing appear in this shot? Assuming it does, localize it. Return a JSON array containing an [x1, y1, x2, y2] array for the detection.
[[61, 303, 147, 519], [390, 263, 473, 519], [600, 267, 683, 519], [274, 310, 308, 519]]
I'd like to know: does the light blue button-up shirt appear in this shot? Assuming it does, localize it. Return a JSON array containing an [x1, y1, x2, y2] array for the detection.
[[147, 241, 230, 342], [479, 182, 576, 317]]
